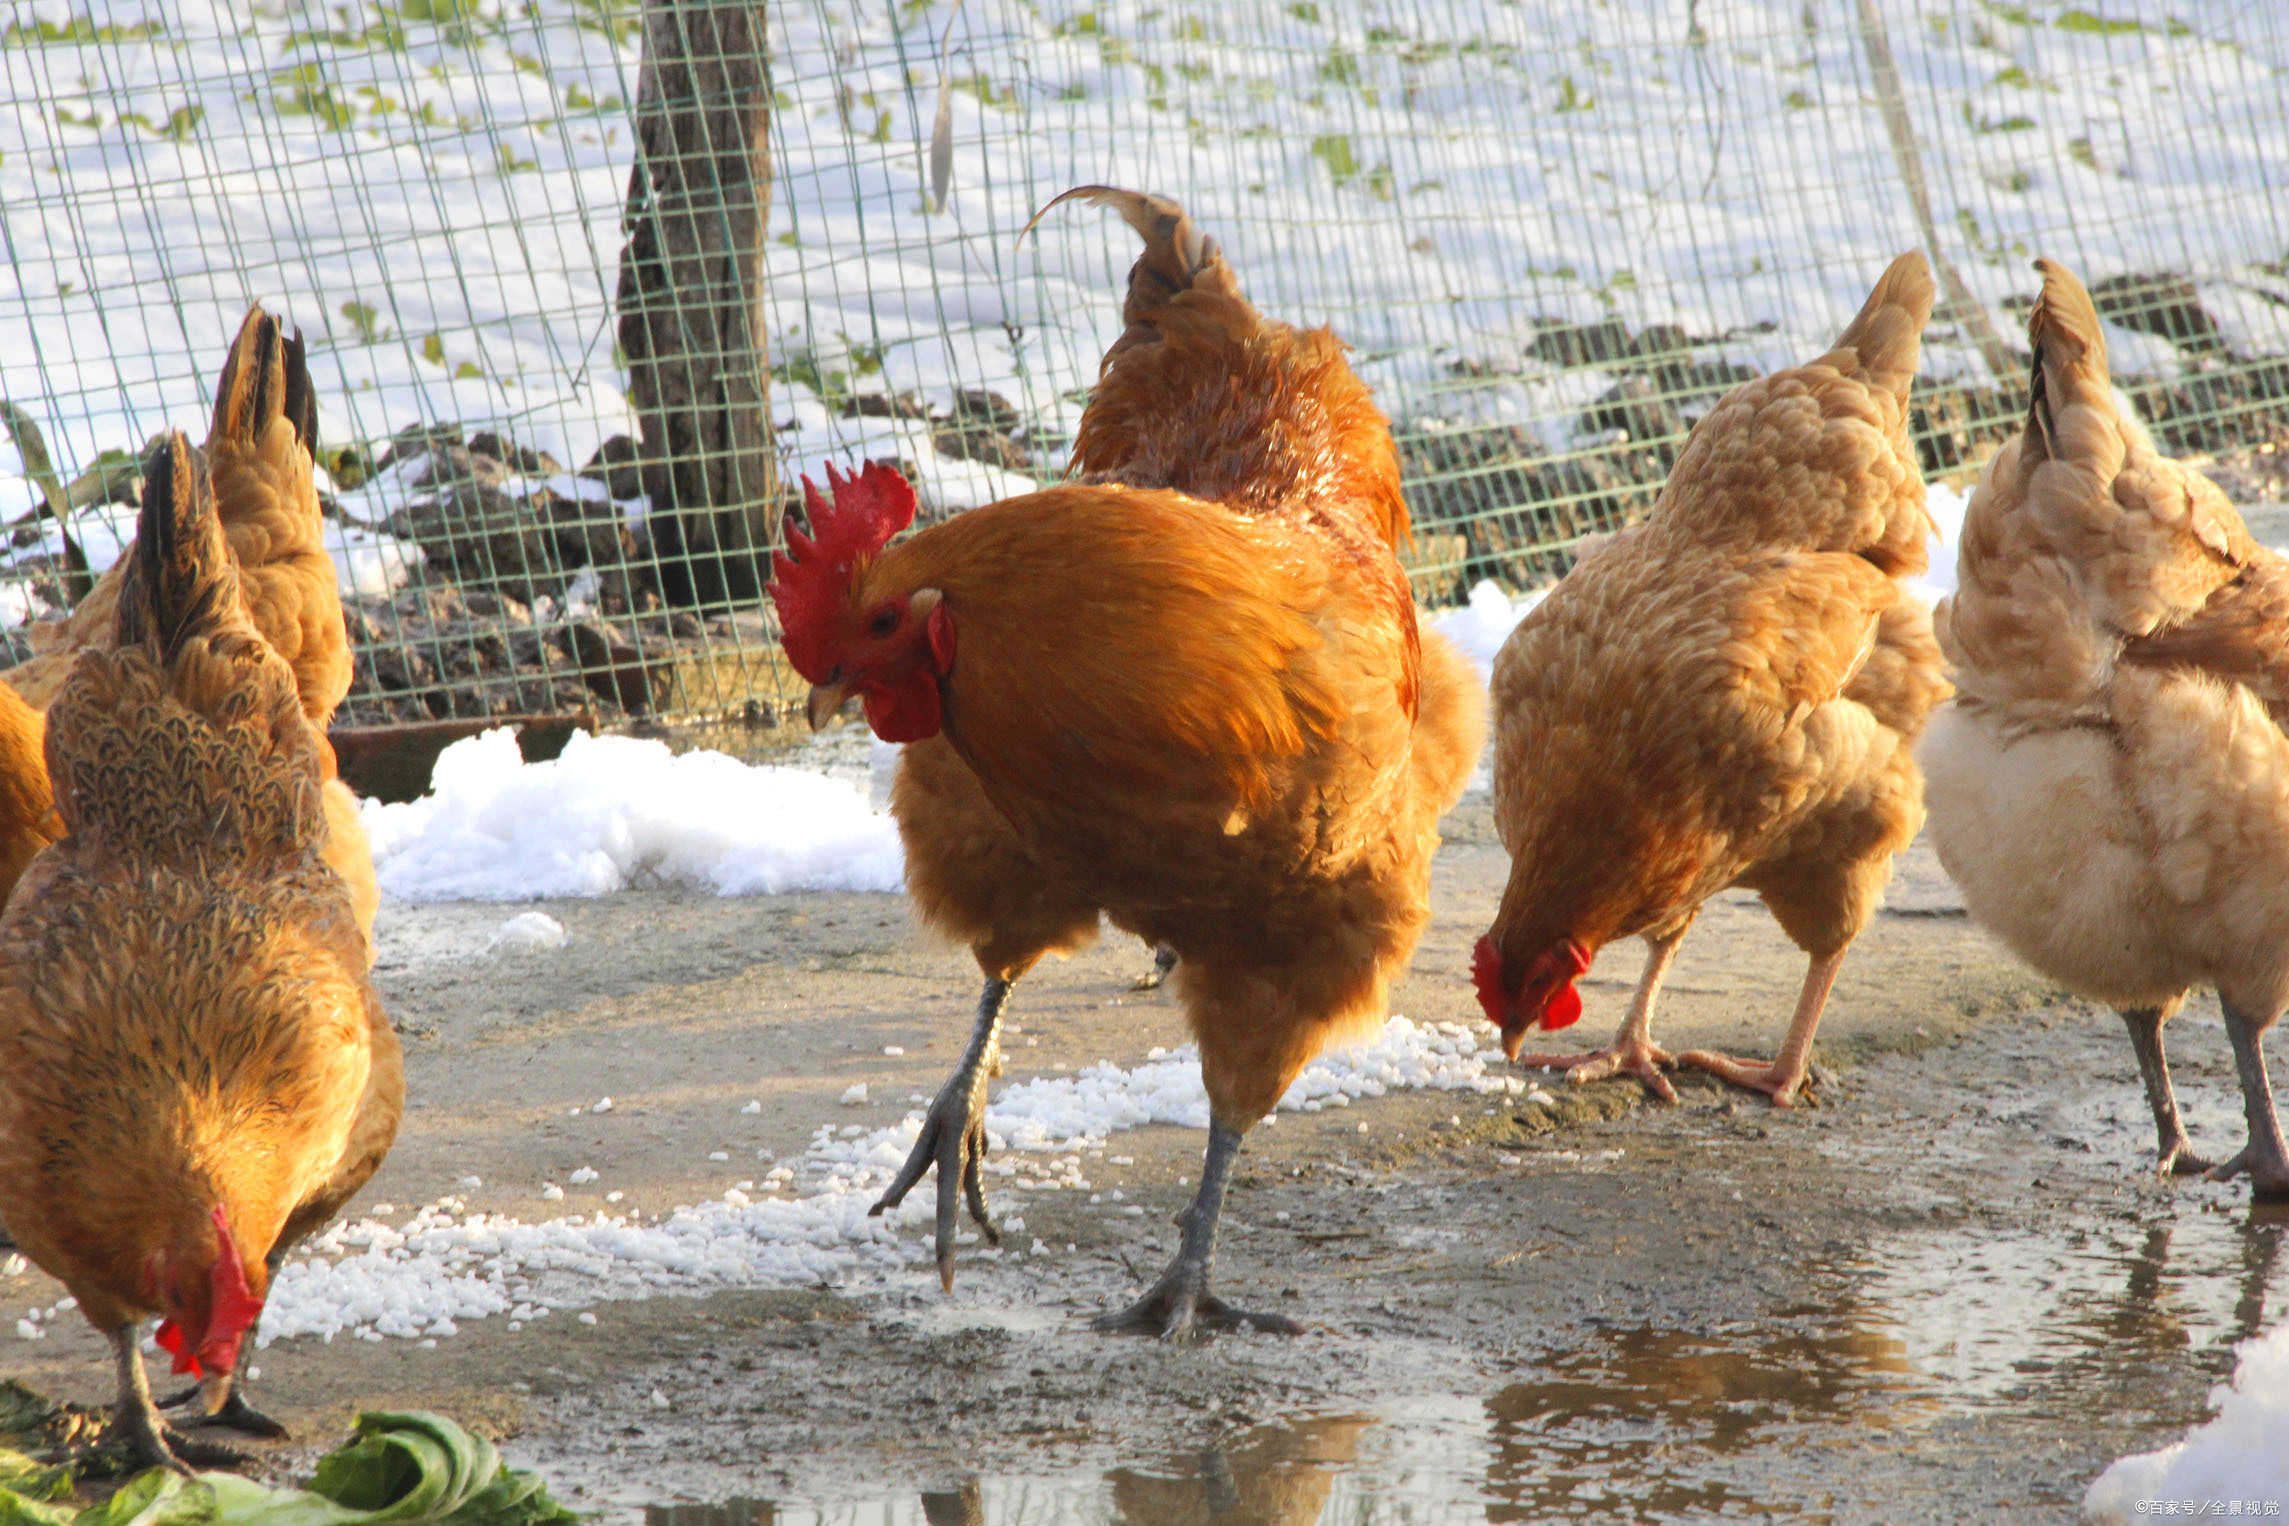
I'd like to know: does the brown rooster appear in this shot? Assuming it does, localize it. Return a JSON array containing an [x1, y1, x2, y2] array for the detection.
[[0, 431, 401, 1472], [1, 307, 376, 946], [772, 187, 1483, 1336], [1474, 253, 1946, 1107], [1923, 260, 2289, 1197]]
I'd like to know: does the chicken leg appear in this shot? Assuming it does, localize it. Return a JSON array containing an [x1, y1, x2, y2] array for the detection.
[[2120, 1002, 2213, 1176], [1513, 924, 1689, 1103], [105, 1325, 253, 1476], [2206, 998, 2289, 1201], [1680, 944, 1847, 1108], [1093, 1119, 1302, 1341], [871, 977, 1011, 1287]]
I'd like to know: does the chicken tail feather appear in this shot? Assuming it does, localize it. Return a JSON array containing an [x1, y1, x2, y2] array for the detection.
[[2024, 259, 2111, 466], [118, 432, 244, 667], [210, 307, 317, 460], [1025, 185, 1243, 362], [1822, 251, 1935, 403]]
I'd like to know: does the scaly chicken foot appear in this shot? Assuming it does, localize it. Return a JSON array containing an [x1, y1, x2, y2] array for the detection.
[[2120, 1004, 2214, 1177], [1131, 945, 1179, 992], [1093, 1119, 1302, 1341], [169, 1387, 289, 1440], [2204, 999, 2289, 1201], [870, 976, 1012, 1288], [105, 1327, 253, 1476], [1513, 1037, 1679, 1103], [1515, 926, 1689, 1104], [1680, 945, 1848, 1109]]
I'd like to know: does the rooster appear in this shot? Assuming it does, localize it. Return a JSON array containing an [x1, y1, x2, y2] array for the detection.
[[0, 431, 401, 1471], [1474, 253, 1946, 1107], [1922, 260, 2289, 1197], [771, 188, 1483, 1336], [1, 307, 376, 948]]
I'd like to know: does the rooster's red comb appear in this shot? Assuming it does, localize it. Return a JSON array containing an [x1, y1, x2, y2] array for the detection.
[[768, 461, 919, 681]]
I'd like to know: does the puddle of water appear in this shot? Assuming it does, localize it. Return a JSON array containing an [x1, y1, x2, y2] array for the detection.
[[642, 1209, 2284, 1525]]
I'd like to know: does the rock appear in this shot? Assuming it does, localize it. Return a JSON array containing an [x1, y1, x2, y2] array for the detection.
[[931, 425, 1030, 472], [948, 389, 1020, 430], [463, 590, 533, 624], [842, 391, 928, 420], [580, 435, 646, 501], [372, 422, 464, 475], [2088, 272, 2225, 356], [467, 431, 561, 476], [367, 643, 434, 692], [569, 619, 657, 715]]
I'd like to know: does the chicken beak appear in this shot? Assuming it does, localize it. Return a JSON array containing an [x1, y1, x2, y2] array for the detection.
[[1500, 1024, 1528, 1062], [806, 674, 855, 731], [198, 1369, 235, 1415]]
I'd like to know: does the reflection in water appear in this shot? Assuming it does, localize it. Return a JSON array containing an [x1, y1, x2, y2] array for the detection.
[[1482, 1320, 1921, 1521], [642, 1213, 2286, 1525], [1105, 1414, 1371, 1526], [646, 1502, 779, 1526]]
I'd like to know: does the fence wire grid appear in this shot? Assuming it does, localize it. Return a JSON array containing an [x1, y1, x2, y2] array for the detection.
[[2, 0, 2286, 738]]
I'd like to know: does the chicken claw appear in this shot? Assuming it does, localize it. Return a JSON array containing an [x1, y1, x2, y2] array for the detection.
[[161, 1383, 290, 1440], [1131, 945, 1178, 992], [1093, 1121, 1303, 1341], [106, 1328, 255, 1476], [1677, 1049, 1810, 1108], [1514, 1039, 1679, 1104], [871, 977, 1012, 1288]]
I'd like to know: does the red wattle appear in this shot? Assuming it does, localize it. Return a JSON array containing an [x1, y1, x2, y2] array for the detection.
[[1541, 980, 1584, 1032], [862, 672, 944, 743], [154, 1318, 200, 1376]]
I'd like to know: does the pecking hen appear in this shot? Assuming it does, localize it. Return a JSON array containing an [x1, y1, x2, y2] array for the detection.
[[0, 430, 401, 1471], [1474, 253, 1947, 1107]]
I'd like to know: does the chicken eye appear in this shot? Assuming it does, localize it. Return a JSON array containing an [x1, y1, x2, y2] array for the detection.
[[868, 608, 900, 637]]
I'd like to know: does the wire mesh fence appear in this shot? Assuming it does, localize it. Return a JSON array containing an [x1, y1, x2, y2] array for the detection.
[[2, 0, 2285, 741]]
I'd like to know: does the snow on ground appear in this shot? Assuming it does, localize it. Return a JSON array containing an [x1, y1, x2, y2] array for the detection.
[[253, 1016, 1523, 1347], [363, 729, 904, 902], [2083, 1317, 2289, 1521], [1910, 481, 1970, 609], [4, 2, 2286, 552], [1431, 580, 1547, 683]]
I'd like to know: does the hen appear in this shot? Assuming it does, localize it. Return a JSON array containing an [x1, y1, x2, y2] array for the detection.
[[772, 188, 1483, 1336], [1921, 259, 2289, 1198], [1, 307, 376, 945], [1475, 253, 1946, 1107], [0, 432, 401, 1471]]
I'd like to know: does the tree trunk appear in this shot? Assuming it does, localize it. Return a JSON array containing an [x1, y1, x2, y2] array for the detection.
[[616, 0, 777, 611]]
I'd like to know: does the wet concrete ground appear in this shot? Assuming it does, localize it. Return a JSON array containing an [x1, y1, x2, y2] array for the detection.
[[5, 809, 2282, 1523]]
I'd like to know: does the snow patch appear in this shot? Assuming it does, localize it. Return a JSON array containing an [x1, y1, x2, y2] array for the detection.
[[488, 911, 568, 953], [2083, 1318, 2289, 1520], [262, 1017, 1521, 1347], [363, 729, 904, 902], [1432, 579, 1549, 683]]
